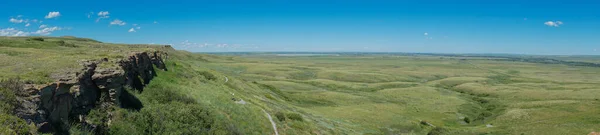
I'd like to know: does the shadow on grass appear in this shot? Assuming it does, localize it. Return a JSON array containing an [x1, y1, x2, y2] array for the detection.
[[119, 89, 143, 111]]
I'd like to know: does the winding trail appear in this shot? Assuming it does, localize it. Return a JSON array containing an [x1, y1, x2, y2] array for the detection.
[[261, 109, 279, 135], [224, 75, 277, 135]]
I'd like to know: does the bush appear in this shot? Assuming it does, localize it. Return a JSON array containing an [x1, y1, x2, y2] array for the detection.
[[0, 78, 24, 96], [109, 103, 216, 134], [54, 40, 78, 47], [463, 117, 471, 124], [27, 37, 44, 41], [286, 112, 304, 121], [275, 112, 286, 121], [0, 78, 23, 114], [0, 89, 16, 114], [198, 71, 217, 81], [274, 111, 303, 122], [0, 114, 31, 134]]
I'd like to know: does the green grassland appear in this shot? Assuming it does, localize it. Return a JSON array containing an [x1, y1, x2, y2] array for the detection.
[[1, 37, 600, 134], [207, 54, 600, 135]]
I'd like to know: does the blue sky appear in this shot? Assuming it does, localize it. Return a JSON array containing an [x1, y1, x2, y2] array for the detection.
[[0, 0, 599, 55]]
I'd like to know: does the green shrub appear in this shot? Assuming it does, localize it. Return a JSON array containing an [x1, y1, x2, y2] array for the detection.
[[286, 112, 304, 121], [463, 117, 471, 124], [0, 78, 23, 114], [54, 40, 78, 47], [0, 114, 31, 134], [110, 103, 216, 134], [198, 71, 217, 81], [27, 37, 44, 41], [0, 88, 16, 114], [274, 111, 303, 122], [275, 112, 286, 121]]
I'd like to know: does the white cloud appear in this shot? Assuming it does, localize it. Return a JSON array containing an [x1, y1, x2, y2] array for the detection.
[[9, 18, 24, 23], [39, 25, 48, 29], [424, 32, 428, 36], [33, 26, 62, 35], [45, 11, 61, 19], [98, 11, 109, 17], [136, 26, 141, 29], [94, 11, 110, 22], [544, 21, 563, 27], [31, 19, 38, 23], [25, 23, 30, 27], [556, 21, 563, 25], [0, 28, 30, 36], [110, 19, 126, 26], [128, 28, 136, 32]]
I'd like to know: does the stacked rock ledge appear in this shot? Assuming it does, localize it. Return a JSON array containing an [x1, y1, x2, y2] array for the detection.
[[14, 51, 168, 134]]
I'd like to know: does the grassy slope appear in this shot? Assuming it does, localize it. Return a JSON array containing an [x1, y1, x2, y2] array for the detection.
[[0, 36, 316, 134]]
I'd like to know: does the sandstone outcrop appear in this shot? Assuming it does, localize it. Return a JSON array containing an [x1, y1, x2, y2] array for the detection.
[[14, 51, 168, 134]]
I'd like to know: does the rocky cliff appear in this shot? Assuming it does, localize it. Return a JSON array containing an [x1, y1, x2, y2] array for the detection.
[[15, 51, 168, 134]]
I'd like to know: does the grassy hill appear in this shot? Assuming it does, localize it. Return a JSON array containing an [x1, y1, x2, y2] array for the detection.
[[1, 36, 600, 135]]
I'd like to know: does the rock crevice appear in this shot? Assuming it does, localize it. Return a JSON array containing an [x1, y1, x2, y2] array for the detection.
[[16, 51, 168, 133]]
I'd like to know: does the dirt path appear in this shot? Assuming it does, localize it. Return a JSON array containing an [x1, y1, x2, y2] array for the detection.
[[225, 75, 276, 134], [261, 109, 279, 135]]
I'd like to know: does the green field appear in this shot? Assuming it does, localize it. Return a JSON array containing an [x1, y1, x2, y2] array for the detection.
[[206, 54, 600, 134], [1, 37, 599, 134]]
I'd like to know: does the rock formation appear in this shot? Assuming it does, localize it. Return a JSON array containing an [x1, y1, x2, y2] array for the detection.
[[14, 51, 168, 134]]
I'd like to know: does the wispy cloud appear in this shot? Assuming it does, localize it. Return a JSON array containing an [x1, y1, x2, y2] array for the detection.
[[98, 11, 109, 17], [0, 28, 29, 36], [25, 23, 30, 27], [110, 19, 126, 26], [136, 26, 141, 30], [544, 21, 563, 27], [128, 28, 136, 32], [153, 21, 158, 24], [424, 32, 428, 36], [39, 25, 48, 29], [33, 26, 63, 35], [9, 18, 24, 23], [95, 11, 110, 22], [45, 11, 61, 19]]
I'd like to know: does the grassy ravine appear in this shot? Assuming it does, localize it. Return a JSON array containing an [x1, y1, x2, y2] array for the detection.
[[2, 36, 600, 134]]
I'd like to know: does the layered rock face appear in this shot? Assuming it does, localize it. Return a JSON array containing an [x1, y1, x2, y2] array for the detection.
[[15, 51, 168, 134]]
